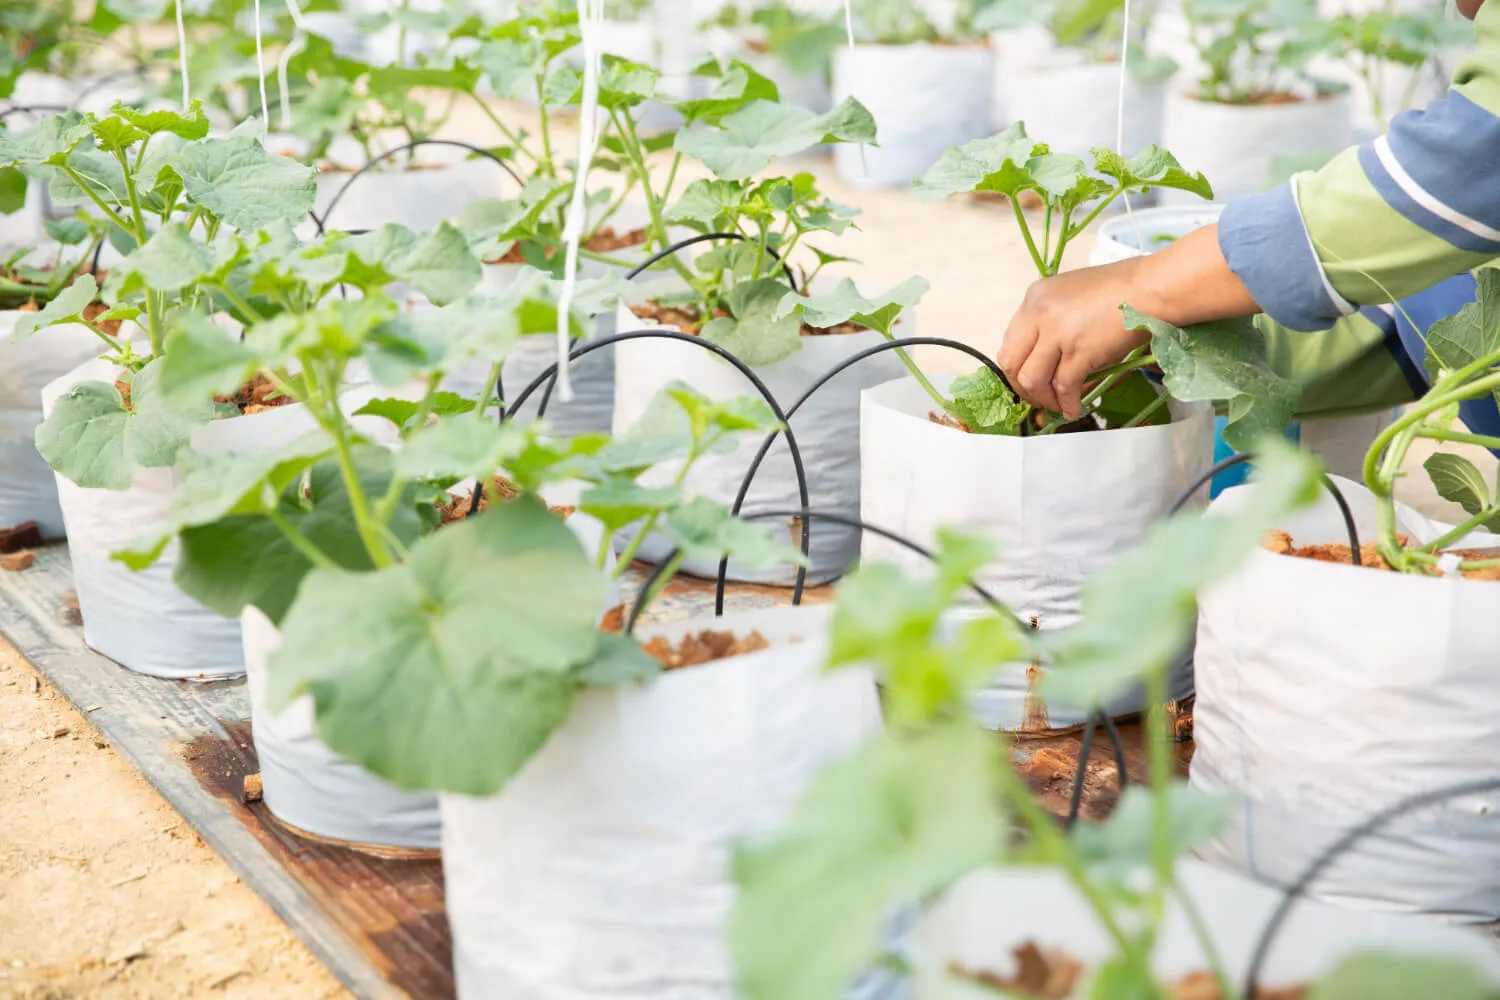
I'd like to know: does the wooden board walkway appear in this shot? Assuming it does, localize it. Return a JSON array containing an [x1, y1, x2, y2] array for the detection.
[[0, 543, 1163, 999]]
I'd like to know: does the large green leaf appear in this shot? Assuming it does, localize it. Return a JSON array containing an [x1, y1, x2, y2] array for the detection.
[[1040, 439, 1322, 707], [674, 98, 875, 179], [1308, 953, 1495, 1000], [701, 277, 805, 366], [393, 419, 531, 480], [1424, 268, 1500, 381], [345, 222, 482, 306], [269, 496, 608, 794], [673, 60, 781, 126], [173, 136, 318, 230], [949, 368, 1029, 435], [776, 276, 927, 337], [1124, 306, 1300, 452], [105, 224, 247, 298], [1066, 785, 1234, 888], [1424, 453, 1500, 531], [0, 112, 90, 166], [34, 359, 218, 490], [730, 723, 1006, 1000], [1092, 145, 1213, 201], [11, 275, 98, 342], [115, 102, 212, 141], [660, 496, 806, 569], [911, 124, 1040, 200], [578, 478, 686, 537], [157, 313, 264, 405]]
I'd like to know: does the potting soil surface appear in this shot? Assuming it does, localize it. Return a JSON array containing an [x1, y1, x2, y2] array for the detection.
[[0, 543, 1162, 999]]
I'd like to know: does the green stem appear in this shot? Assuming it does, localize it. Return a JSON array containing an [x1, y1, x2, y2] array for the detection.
[[1176, 884, 1238, 1000], [473, 361, 504, 421], [659, 151, 683, 212], [468, 92, 541, 169], [1064, 187, 1126, 253], [1144, 665, 1175, 945], [609, 108, 694, 285], [309, 361, 394, 568], [1010, 194, 1049, 278], [58, 162, 134, 238], [878, 331, 960, 419], [1414, 427, 1500, 451], [1122, 389, 1171, 429], [266, 506, 339, 569], [1458, 555, 1500, 571], [537, 101, 555, 176], [1423, 504, 1500, 556], [214, 283, 265, 325], [373, 379, 437, 525]]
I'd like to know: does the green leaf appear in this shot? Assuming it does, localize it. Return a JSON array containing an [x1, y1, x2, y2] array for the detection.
[[345, 222, 482, 306], [1424, 453, 1500, 528], [1095, 370, 1171, 429], [730, 723, 1006, 1000], [393, 419, 532, 481], [573, 632, 661, 687], [1309, 953, 1495, 1000], [1123, 306, 1300, 452], [674, 98, 875, 179], [158, 314, 268, 405], [11, 274, 97, 343], [34, 359, 218, 490], [667, 178, 743, 230], [173, 136, 318, 230], [1424, 269, 1500, 381], [0, 166, 27, 215], [1093, 145, 1214, 202], [42, 216, 91, 245], [776, 276, 927, 337], [269, 496, 607, 794], [105, 224, 246, 298], [701, 277, 805, 366], [673, 60, 781, 126], [912, 124, 1040, 201], [579, 479, 686, 537], [1040, 438, 1323, 707], [174, 453, 432, 625], [1067, 785, 1234, 886], [661, 496, 806, 569], [0, 112, 90, 166], [352, 393, 476, 434], [948, 368, 1029, 436], [115, 101, 212, 141]]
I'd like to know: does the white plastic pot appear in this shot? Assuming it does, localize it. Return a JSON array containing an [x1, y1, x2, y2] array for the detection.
[[313, 156, 515, 234], [910, 860, 1500, 999], [1159, 87, 1354, 204], [0, 315, 110, 536], [861, 375, 1213, 633], [990, 28, 1164, 157], [611, 295, 909, 584], [441, 603, 882, 1000], [1193, 477, 1500, 921], [832, 43, 994, 189], [1088, 204, 1226, 266]]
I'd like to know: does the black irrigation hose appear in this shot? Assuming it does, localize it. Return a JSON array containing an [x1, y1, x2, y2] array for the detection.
[[1167, 451, 1362, 566], [624, 231, 798, 292], [623, 507, 1027, 634], [1063, 711, 1132, 831], [712, 336, 1024, 616], [0, 103, 70, 121], [1243, 776, 1500, 999], [473, 329, 813, 593], [309, 139, 524, 235]]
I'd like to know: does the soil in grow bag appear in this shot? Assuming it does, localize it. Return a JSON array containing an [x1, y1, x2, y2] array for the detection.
[[952, 943, 1307, 999], [1263, 530, 1500, 581], [629, 299, 870, 338], [435, 475, 576, 523], [640, 628, 771, 669], [488, 226, 649, 265], [215, 374, 299, 415]]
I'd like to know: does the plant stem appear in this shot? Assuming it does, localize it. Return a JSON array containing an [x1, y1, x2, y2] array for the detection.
[[308, 360, 394, 568], [1144, 665, 1175, 941], [1123, 389, 1171, 428], [1424, 505, 1500, 554], [1415, 427, 1500, 451], [58, 163, 134, 239], [468, 93, 541, 169], [373, 379, 437, 525], [879, 332, 960, 418], [1010, 195, 1049, 278], [473, 361, 504, 421], [266, 506, 339, 569], [214, 283, 265, 325], [1176, 884, 1238, 1000]]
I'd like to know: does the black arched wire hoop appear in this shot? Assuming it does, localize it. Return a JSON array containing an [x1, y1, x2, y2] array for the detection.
[[0, 103, 70, 121], [471, 329, 814, 599], [712, 336, 1024, 616], [309, 139, 525, 235], [624, 231, 798, 292], [71, 66, 149, 109], [1244, 776, 1500, 998], [1168, 451, 1362, 564], [624, 507, 1029, 634]]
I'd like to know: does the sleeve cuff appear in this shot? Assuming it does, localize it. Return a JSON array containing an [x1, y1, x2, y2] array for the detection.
[[1217, 179, 1356, 332]]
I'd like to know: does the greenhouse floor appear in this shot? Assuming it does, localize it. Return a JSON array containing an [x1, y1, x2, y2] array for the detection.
[[0, 543, 1169, 1000]]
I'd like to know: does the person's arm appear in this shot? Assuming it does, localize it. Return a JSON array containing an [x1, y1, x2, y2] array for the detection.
[[1001, 0, 1500, 419]]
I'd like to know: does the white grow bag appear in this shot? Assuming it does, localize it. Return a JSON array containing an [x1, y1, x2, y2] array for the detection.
[[1193, 476, 1500, 920], [1089, 204, 1226, 267], [0, 316, 110, 536], [611, 299, 908, 584], [440, 603, 882, 1000], [37, 357, 316, 679], [990, 27, 1165, 157], [832, 43, 994, 189], [1159, 88, 1354, 205], [910, 860, 1500, 999], [314, 156, 513, 234]]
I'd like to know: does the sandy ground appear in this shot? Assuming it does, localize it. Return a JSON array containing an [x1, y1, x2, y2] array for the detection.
[[0, 642, 348, 1000], [0, 89, 1489, 997]]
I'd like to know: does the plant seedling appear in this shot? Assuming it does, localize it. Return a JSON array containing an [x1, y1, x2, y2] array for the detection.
[[1181, 0, 1329, 105]]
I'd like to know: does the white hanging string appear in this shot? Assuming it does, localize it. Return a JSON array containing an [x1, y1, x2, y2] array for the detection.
[[553, 0, 606, 404], [843, 0, 854, 46], [1116, 0, 1145, 251], [279, 0, 310, 132], [174, 0, 191, 108], [253, 0, 270, 126]]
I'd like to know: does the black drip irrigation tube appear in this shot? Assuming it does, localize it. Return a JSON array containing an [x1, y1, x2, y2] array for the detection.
[[0, 103, 70, 121], [308, 139, 525, 236], [1243, 776, 1500, 998], [624, 231, 798, 290], [466, 329, 814, 598], [711, 336, 1023, 617]]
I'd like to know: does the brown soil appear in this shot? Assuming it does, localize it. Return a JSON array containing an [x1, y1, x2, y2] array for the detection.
[[14, 296, 120, 336], [0, 639, 348, 999], [630, 299, 868, 338], [1190, 90, 1307, 106], [113, 377, 132, 409], [489, 225, 648, 264], [435, 476, 574, 524], [952, 944, 1305, 999], [1263, 530, 1500, 580], [215, 374, 296, 416], [599, 604, 625, 634], [641, 629, 770, 669]]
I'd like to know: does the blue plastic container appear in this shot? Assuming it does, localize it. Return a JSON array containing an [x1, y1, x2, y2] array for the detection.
[[1209, 417, 1302, 497]]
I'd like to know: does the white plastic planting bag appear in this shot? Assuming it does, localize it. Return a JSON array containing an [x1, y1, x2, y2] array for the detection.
[[440, 603, 882, 1000], [1159, 89, 1354, 205], [990, 28, 1165, 157], [1193, 475, 1500, 920], [38, 357, 299, 679], [911, 860, 1500, 1000], [0, 316, 110, 536], [862, 375, 1213, 630], [314, 156, 511, 234], [612, 301, 908, 584], [832, 43, 994, 189], [1089, 204, 1226, 267]]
